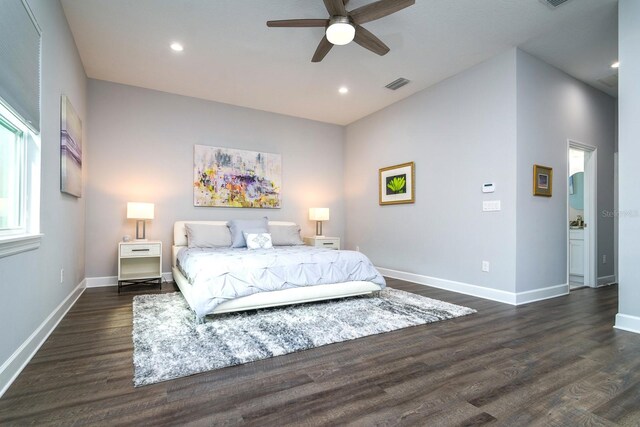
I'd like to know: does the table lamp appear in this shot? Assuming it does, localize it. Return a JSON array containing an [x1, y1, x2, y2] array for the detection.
[[127, 202, 154, 241], [309, 207, 329, 237]]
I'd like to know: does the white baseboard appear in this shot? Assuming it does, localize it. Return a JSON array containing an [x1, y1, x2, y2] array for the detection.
[[86, 272, 173, 288], [377, 267, 517, 304], [0, 279, 86, 398], [598, 275, 617, 286], [85, 275, 118, 287], [514, 283, 569, 305], [614, 313, 640, 334], [376, 267, 568, 306]]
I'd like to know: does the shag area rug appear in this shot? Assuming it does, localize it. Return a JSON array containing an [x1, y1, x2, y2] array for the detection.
[[132, 288, 476, 386]]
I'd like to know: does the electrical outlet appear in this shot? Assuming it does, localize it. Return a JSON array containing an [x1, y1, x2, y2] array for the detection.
[[482, 261, 490, 272], [603, 255, 607, 264], [60, 268, 64, 284]]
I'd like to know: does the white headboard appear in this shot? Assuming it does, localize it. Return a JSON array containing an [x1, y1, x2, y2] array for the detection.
[[172, 220, 298, 267], [173, 220, 228, 247]]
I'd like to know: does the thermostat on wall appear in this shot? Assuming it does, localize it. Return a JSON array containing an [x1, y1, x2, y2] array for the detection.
[[482, 183, 495, 193]]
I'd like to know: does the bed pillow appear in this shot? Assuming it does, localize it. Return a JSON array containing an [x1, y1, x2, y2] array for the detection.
[[184, 223, 232, 248], [244, 232, 273, 250], [228, 217, 269, 248], [269, 224, 304, 246]]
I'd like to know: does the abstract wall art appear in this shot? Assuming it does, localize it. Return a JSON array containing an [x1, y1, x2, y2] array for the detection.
[[193, 145, 281, 208], [60, 95, 82, 197]]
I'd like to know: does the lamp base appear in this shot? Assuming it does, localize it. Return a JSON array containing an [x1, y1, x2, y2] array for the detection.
[[135, 219, 147, 240], [315, 221, 323, 237]]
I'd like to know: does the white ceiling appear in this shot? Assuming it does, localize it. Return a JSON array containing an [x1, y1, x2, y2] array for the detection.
[[60, 0, 618, 126]]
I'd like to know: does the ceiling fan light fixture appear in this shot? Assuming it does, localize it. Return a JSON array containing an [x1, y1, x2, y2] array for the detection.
[[326, 17, 355, 45]]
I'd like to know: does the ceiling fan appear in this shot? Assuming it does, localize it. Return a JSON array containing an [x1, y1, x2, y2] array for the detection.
[[267, 0, 415, 62]]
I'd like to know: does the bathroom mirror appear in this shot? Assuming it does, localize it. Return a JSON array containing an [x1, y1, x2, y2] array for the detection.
[[569, 172, 584, 210]]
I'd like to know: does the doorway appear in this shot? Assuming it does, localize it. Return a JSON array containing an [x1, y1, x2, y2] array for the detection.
[[567, 140, 597, 289]]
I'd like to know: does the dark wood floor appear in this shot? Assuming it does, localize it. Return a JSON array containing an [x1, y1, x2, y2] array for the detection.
[[1, 280, 639, 426]]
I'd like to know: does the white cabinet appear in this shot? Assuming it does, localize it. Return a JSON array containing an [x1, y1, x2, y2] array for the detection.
[[569, 229, 584, 278], [303, 236, 340, 250], [118, 241, 162, 293]]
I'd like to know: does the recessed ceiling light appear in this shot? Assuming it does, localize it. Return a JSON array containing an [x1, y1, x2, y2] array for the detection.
[[338, 87, 349, 94], [611, 61, 619, 68], [170, 42, 184, 52]]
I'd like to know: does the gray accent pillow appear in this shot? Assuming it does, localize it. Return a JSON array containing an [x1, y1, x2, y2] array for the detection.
[[228, 217, 269, 248], [269, 224, 304, 246], [185, 223, 232, 248]]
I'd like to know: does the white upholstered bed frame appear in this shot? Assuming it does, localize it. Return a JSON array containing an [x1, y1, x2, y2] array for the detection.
[[171, 220, 383, 319]]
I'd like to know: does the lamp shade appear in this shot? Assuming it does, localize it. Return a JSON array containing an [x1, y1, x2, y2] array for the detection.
[[127, 202, 154, 220], [309, 207, 330, 221]]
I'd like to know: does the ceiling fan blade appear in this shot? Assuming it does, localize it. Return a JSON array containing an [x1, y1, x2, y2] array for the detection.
[[267, 19, 329, 27], [323, 0, 347, 16], [350, 0, 415, 24], [312, 35, 333, 62], [354, 25, 390, 56]]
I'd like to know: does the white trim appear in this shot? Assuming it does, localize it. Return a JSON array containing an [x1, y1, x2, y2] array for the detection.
[[614, 313, 640, 334], [0, 279, 86, 398], [85, 276, 117, 288], [514, 283, 569, 305], [86, 272, 173, 288], [597, 275, 616, 286], [377, 267, 569, 306], [377, 267, 517, 304], [0, 233, 42, 258], [567, 140, 598, 288]]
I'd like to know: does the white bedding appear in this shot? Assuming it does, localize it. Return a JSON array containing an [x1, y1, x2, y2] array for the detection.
[[177, 245, 386, 320]]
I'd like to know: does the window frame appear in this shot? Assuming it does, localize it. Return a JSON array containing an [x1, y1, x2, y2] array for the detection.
[[0, 99, 41, 258], [0, 108, 27, 236]]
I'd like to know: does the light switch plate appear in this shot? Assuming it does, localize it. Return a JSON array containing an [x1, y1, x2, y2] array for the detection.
[[482, 200, 501, 211]]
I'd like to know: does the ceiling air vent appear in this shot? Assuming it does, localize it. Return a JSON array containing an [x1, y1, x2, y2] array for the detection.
[[540, 0, 572, 8], [385, 77, 410, 90]]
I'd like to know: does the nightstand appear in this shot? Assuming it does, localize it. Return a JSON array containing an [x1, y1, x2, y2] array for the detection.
[[118, 240, 162, 293], [303, 236, 341, 250]]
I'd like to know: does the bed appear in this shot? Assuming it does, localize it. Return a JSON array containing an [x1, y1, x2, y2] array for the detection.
[[171, 220, 386, 322]]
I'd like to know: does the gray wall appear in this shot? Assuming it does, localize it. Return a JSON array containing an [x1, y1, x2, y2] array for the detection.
[[0, 0, 86, 364], [344, 50, 518, 293], [344, 48, 616, 297], [515, 50, 616, 292], [617, 0, 640, 324], [86, 80, 345, 277]]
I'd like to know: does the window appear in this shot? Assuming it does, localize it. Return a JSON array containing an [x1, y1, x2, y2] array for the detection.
[[0, 112, 25, 234], [0, 0, 41, 258], [0, 101, 40, 257]]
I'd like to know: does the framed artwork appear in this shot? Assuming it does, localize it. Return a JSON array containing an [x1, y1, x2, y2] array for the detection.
[[193, 145, 281, 208], [379, 162, 415, 205], [533, 164, 553, 197], [60, 95, 82, 197]]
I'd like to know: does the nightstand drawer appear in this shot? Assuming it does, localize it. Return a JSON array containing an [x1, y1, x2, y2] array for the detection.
[[303, 237, 341, 250], [120, 243, 161, 257]]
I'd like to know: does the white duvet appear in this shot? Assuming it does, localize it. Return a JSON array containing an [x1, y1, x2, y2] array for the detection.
[[177, 246, 386, 319]]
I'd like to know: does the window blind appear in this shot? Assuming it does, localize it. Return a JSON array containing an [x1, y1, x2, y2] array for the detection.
[[0, 0, 41, 133]]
